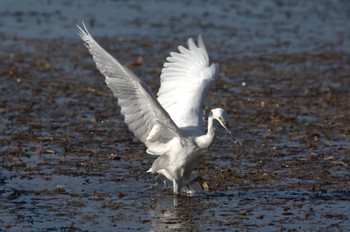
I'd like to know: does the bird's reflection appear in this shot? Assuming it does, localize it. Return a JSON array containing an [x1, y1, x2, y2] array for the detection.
[[148, 194, 203, 232]]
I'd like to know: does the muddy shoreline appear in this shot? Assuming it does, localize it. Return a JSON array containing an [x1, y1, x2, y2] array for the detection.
[[1, 0, 350, 231]]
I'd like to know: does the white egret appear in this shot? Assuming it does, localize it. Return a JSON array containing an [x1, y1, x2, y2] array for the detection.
[[78, 23, 232, 194]]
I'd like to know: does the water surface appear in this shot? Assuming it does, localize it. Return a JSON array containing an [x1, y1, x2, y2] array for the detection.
[[1, 0, 350, 231]]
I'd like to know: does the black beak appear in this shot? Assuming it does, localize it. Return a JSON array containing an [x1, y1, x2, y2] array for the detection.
[[223, 122, 234, 138]]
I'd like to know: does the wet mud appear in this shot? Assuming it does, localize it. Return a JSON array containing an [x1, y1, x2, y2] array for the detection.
[[1, 0, 350, 231]]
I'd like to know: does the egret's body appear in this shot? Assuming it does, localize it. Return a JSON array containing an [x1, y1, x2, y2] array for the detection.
[[78, 23, 232, 194]]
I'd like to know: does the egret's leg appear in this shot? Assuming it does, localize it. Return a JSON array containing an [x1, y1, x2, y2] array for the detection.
[[173, 180, 179, 194], [173, 180, 183, 194]]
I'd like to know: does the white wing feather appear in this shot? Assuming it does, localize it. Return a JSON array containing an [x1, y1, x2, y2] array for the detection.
[[77, 23, 182, 150], [157, 36, 218, 132]]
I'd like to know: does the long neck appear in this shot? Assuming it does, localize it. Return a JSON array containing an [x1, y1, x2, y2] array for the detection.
[[195, 114, 216, 149]]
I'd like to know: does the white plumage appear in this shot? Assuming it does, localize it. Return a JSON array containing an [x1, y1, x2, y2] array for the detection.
[[78, 23, 232, 194], [158, 36, 218, 131]]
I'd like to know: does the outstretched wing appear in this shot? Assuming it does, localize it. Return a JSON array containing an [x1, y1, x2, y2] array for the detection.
[[78, 23, 182, 150], [157, 36, 218, 132]]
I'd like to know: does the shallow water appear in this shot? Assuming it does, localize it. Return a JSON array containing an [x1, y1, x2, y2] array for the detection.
[[1, 0, 350, 231]]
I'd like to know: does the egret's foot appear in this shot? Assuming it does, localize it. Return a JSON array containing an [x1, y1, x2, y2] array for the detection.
[[187, 175, 209, 191]]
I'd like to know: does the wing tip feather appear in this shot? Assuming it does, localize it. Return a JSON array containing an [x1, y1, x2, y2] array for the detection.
[[77, 21, 92, 42]]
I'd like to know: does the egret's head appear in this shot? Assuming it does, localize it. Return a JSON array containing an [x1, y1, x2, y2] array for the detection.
[[211, 108, 233, 137]]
